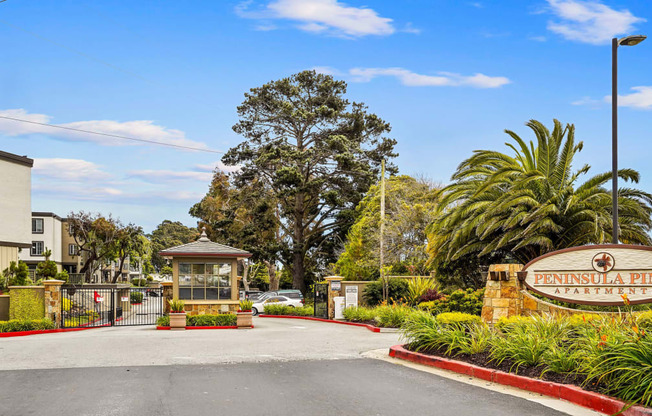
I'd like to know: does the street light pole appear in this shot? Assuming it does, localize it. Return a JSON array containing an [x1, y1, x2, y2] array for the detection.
[[612, 37, 619, 244], [611, 35, 646, 244]]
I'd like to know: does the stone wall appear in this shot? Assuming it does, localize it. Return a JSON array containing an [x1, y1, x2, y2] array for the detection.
[[0, 294, 9, 321], [183, 303, 238, 316], [162, 282, 173, 314], [481, 264, 614, 325]]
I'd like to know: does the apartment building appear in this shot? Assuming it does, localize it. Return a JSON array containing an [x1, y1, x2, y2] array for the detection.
[[19, 212, 64, 272], [0, 150, 33, 273]]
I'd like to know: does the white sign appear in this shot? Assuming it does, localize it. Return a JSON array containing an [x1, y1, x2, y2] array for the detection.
[[331, 281, 341, 291], [522, 244, 652, 306], [345, 286, 358, 308], [334, 296, 345, 320], [121, 296, 129, 302]]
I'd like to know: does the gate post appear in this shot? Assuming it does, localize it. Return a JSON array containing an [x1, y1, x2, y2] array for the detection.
[[324, 276, 343, 320], [480, 264, 523, 326], [43, 280, 65, 328], [162, 282, 173, 314]]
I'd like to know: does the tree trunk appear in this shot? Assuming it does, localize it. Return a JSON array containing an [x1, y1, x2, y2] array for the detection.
[[112, 255, 127, 283], [241, 259, 250, 291], [266, 261, 279, 291], [291, 252, 306, 293], [292, 192, 306, 293]]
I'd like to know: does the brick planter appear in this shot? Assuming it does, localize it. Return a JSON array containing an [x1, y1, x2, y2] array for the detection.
[[237, 311, 253, 328], [169, 312, 186, 330]]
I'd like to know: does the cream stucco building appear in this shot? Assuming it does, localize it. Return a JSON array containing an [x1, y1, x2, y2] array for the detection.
[[0, 150, 33, 273]]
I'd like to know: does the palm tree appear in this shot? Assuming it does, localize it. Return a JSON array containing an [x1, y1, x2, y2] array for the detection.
[[428, 119, 652, 268]]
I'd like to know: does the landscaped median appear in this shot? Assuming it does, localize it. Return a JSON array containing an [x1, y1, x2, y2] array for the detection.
[[390, 310, 652, 415], [156, 313, 240, 330]]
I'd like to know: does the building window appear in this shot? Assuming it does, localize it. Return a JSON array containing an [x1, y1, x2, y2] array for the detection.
[[32, 218, 44, 234], [68, 244, 78, 256], [31, 241, 44, 256], [67, 222, 74, 236], [178, 263, 232, 300]]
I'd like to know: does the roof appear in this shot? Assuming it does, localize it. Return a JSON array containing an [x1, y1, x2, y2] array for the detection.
[[0, 150, 33, 168], [32, 212, 63, 220], [158, 230, 252, 258]]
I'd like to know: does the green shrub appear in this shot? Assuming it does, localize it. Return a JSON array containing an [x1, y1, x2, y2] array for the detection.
[[132, 278, 148, 287], [637, 310, 652, 330], [187, 314, 237, 327], [418, 288, 484, 316], [130, 291, 144, 303], [0, 318, 55, 332], [495, 315, 533, 332], [343, 306, 376, 322], [362, 278, 409, 306], [405, 277, 438, 306], [146, 275, 153, 282], [585, 332, 652, 407], [436, 312, 481, 326], [9, 288, 44, 320], [239, 299, 253, 311], [55, 270, 69, 282], [374, 304, 415, 328], [168, 298, 185, 313], [263, 304, 313, 316], [156, 315, 170, 326]]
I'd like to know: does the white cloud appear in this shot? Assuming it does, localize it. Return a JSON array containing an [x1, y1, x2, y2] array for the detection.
[[613, 86, 652, 109], [129, 170, 214, 183], [237, 0, 395, 37], [0, 108, 209, 150], [345, 67, 510, 88], [573, 87, 652, 109], [33, 158, 112, 181], [546, 0, 645, 45], [195, 161, 242, 174]]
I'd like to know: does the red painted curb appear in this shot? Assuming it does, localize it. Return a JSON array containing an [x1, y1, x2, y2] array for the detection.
[[156, 325, 252, 330], [258, 315, 381, 332], [0, 326, 102, 338], [389, 345, 652, 416]]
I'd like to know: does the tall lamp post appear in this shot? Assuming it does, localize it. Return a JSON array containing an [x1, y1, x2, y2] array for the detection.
[[612, 35, 646, 244]]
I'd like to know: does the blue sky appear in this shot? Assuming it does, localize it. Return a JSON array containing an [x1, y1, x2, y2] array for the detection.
[[1, 0, 651, 232]]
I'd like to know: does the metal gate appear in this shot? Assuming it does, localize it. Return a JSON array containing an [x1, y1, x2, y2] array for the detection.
[[60, 286, 163, 328], [314, 283, 328, 319], [114, 287, 163, 326]]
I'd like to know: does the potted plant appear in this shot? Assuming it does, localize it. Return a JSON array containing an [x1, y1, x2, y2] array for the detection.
[[237, 299, 253, 328], [168, 298, 186, 330]]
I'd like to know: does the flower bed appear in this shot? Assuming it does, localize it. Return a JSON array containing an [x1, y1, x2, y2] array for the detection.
[[400, 310, 652, 408]]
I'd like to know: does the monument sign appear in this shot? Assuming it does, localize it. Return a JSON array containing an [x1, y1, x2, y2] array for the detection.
[[521, 244, 652, 305]]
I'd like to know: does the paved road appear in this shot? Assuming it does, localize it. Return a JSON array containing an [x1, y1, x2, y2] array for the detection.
[[0, 317, 594, 416]]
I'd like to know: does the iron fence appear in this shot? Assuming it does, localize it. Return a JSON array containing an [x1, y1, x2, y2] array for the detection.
[[60, 286, 163, 328]]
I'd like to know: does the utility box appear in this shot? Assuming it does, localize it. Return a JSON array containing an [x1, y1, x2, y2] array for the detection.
[[334, 296, 345, 320]]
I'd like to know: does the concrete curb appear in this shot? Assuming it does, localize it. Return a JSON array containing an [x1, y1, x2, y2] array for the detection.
[[258, 315, 381, 332], [389, 345, 652, 416]]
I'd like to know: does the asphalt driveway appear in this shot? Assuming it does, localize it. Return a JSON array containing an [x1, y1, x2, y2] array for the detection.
[[0, 317, 598, 416]]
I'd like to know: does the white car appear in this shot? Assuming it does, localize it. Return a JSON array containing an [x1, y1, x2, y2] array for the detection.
[[251, 295, 303, 316]]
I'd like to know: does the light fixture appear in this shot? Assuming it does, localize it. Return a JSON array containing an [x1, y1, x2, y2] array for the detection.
[[618, 35, 647, 46]]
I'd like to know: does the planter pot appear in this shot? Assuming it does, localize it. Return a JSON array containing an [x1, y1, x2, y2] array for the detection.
[[169, 312, 187, 330], [237, 311, 253, 328]]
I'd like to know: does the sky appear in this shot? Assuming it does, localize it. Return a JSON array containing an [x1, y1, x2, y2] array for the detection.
[[1, 0, 651, 233]]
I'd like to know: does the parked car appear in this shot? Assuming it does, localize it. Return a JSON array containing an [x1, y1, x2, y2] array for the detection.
[[244, 290, 263, 301], [251, 295, 302, 316], [256, 290, 304, 302]]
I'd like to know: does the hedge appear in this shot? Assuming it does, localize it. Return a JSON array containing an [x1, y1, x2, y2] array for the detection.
[[0, 318, 55, 332]]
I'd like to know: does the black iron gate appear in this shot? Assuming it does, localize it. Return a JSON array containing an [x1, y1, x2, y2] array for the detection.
[[314, 283, 328, 319], [61, 286, 163, 328]]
